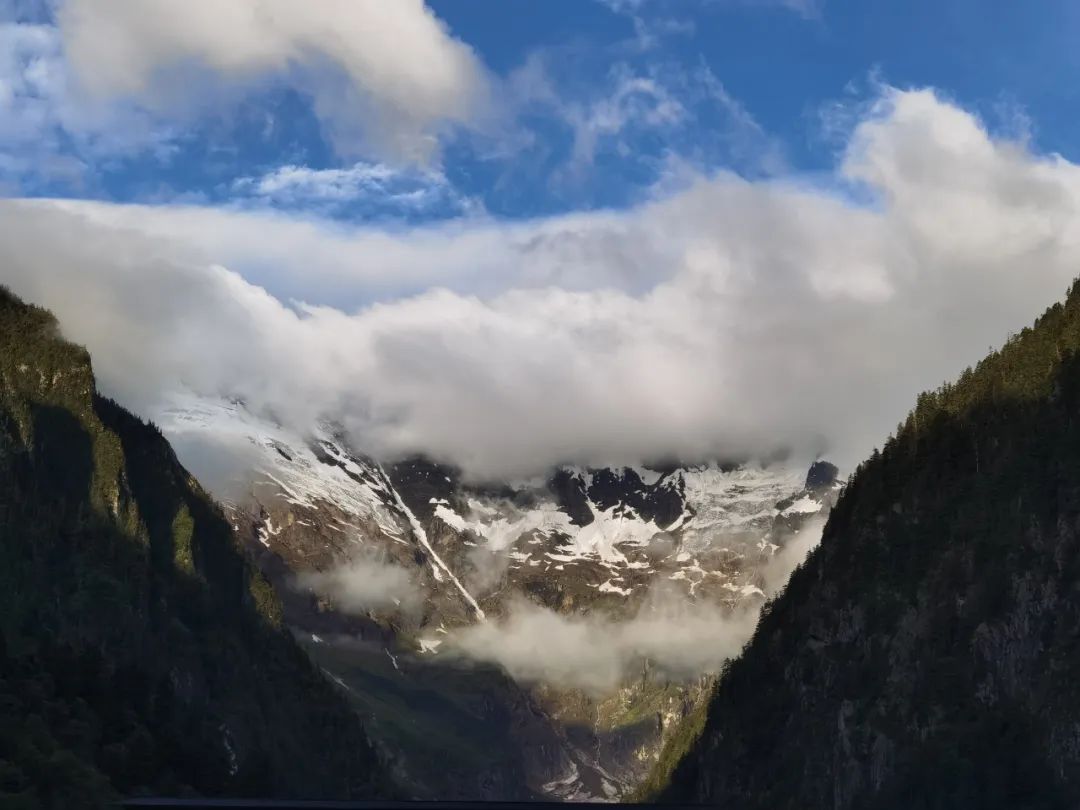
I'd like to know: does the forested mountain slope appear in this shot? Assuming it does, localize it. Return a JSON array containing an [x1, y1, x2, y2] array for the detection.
[[654, 280, 1080, 809], [0, 288, 389, 808]]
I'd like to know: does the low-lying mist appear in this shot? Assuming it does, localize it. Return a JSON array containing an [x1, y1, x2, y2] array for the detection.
[[451, 594, 757, 694], [295, 554, 424, 617], [448, 518, 825, 693]]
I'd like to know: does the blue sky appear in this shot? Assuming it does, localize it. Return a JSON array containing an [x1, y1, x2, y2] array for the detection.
[[4, 0, 1079, 223]]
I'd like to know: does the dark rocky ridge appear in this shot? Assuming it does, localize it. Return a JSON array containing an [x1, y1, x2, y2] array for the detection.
[[805, 459, 839, 491]]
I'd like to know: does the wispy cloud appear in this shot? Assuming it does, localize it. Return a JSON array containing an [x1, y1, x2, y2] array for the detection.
[[599, 0, 822, 22], [775, 0, 823, 20], [230, 161, 483, 220], [1, 1, 789, 215], [562, 67, 687, 173], [0, 20, 177, 191], [496, 51, 784, 210]]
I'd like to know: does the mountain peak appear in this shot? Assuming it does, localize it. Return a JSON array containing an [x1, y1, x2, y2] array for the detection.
[[805, 459, 840, 491]]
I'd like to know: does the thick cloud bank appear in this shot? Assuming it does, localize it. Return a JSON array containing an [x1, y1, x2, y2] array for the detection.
[[2, 89, 1079, 480]]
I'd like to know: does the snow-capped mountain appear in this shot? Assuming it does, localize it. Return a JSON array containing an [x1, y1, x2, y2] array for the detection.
[[158, 393, 841, 799]]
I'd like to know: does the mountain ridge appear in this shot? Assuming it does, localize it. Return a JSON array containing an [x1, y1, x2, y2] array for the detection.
[[0, 286, 390, 807], [648, 281, 1080, 807]]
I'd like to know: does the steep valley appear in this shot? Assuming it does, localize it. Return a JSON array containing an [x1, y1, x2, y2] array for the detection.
[[158, 392, 841, 799], [4, 7, 1080, 804]]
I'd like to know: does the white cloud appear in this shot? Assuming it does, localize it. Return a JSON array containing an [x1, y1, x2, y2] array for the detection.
[[54, 0, 490, 163], [600, 0, 821, 22], [451, 593, 760, 693], [505, 53, 784, 191], [563, 66, 687, 172], [596, 0, 648, 13], [231, 161, 481, 218], [1, 89, 1078, 484], [719, 0, 823, 18], [773, 0, 821, 18], [295, 557, 423, 616], [593, 0, 696, 54]]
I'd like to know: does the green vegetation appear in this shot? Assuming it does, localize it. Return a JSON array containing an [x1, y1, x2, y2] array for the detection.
[[627, 681, 713, 802], [649, 279, 1080, 808], [599, 682, 693, 732], [0, 287, 388, 807]]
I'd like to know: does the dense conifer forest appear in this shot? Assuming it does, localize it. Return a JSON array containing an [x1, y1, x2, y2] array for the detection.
[[649, 281, 1080, 808]]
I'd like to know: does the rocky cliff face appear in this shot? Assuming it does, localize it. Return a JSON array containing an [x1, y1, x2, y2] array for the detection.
[[651, 282, 1080, 809], [158, 392, 840, 799]]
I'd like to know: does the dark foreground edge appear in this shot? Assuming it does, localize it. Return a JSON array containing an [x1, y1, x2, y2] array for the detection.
[[121, 802, 703, 809]]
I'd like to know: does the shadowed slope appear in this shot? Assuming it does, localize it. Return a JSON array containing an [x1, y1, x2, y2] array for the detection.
[[0, 287, 390, 808], [651, 280, 1080, 809]]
